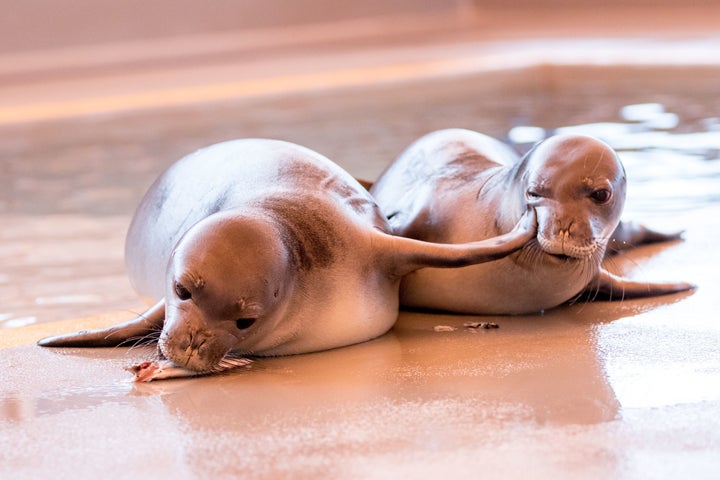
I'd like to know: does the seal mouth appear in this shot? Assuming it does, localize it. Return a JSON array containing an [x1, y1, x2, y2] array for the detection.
[[548, 253, 574, 261], [159, 336, 234, 374], [537, 235, 597, 260], [542, 250, 591, 264]]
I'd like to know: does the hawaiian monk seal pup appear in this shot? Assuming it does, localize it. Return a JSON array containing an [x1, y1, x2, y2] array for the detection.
[[370, 128, 694, 315], [38, 138, 536, 372]]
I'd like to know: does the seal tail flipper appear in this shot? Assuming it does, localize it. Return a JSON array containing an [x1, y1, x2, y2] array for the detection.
[[607, 220, 683, 254], [385, 208, 537, 277], [590, 269, 696, 300], [37, 299, 165, 348]]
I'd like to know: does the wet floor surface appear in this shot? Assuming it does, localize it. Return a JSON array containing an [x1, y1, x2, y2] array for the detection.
[[2, 13, 720, 479], [2, 229, 719, 479]]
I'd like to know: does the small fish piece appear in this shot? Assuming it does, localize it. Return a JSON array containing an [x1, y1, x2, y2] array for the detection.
[[463, 321, 499, 329], [125, 357, 253, 382]]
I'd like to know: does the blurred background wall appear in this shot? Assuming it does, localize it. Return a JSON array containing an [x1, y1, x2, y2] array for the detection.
[[3, 0, 466, 53], [4, 0, 720, 53]]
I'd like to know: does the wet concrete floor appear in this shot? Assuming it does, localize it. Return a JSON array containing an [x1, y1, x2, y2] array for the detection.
[[2, 9, 720, 480], [2, 218, 719, 479]]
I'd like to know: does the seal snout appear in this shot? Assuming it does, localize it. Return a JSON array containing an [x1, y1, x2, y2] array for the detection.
[[537, 233, 597, 260], [159, 327, 232, 373]]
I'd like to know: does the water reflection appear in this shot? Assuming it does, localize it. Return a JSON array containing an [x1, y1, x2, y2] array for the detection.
[[0, 345, 144, 422], [596, 214, 720, 409], [1, 383, 134, 421], [4, 294, 679, 426], [120, 287, 692, 427], [601, 313, 720, 409]]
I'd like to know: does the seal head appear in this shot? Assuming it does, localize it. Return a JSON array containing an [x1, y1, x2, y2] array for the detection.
[[519, 134, 626, 263], [161, 212, 294, 372]]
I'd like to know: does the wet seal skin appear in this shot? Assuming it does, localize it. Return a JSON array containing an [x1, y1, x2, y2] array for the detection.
[[370, 128, 695, 314], [38, 138, 538, 372]]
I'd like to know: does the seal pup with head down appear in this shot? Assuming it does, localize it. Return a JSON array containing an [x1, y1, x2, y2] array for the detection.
[[370, 128, 694, 314], [38, 138, 536, 372]]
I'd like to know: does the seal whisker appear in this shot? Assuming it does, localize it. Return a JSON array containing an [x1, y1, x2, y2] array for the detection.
[[565, 256, 596, 308], [106, 333, 151, 351], [587, 250, 608, 302], [599, 254, 641, 302], [123, 331, 162, 350]]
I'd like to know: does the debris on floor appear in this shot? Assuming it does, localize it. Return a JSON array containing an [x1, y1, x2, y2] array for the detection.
[[433, 325, 457, 332], [463, 321, 500, 329], [125, 357, 253, 382]]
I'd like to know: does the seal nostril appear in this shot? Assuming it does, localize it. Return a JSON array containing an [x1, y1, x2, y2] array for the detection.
[[236, 318, 256, 330]]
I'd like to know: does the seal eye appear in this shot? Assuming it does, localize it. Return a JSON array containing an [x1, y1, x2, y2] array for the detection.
[[236, 318, 256, 330], [526, 189, 541, 201], [590, 188, 612, 204], [174, 282, 191, 301]]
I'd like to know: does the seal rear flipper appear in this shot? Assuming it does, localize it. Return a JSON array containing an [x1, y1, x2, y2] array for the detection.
[[37, 299, 165, 348], [607, 220, 684, 254], [385, 208, 537, 277], [589, 269, 696, 300]]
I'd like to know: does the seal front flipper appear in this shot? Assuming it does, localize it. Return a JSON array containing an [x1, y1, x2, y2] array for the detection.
[[37, 299, 165, 347], [589, 269, 696, 300], [386, 208, 537, 276], [607, 220, 684, 254]]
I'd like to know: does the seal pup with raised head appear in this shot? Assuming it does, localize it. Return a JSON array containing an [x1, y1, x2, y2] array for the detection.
[[38, 138, 536, 372], [370, 128, 694, 314]]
